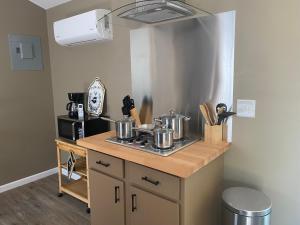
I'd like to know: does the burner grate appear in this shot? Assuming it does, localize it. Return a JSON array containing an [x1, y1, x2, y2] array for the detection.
[[106, 136, 198, 157]]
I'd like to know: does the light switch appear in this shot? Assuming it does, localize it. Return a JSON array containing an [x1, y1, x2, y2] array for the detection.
[[20, 43, 33, 59], [237, 99, 256, 118]]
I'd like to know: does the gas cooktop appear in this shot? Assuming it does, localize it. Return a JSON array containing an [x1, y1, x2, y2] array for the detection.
[[106, 135, 198, 157]]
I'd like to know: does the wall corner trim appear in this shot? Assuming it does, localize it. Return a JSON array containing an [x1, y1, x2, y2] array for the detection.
[[0, 168, 58, 194]]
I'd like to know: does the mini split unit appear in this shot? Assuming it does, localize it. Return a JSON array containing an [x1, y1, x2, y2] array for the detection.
[[53, 9, 113, 46]]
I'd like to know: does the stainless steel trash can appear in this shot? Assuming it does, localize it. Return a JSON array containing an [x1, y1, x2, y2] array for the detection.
[[222, 187, 272, 225]]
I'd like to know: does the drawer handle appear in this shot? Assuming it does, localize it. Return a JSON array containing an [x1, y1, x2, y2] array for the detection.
[[141, 176, 160, 186], [131, 194, 137, 212], [96, 160, 110, 167], [114, 186, 120, 203]]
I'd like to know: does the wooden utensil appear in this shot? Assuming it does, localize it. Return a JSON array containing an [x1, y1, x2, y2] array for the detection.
[[203, 103, 215, 125], [199, 104, 212, 125], [130, 107, 141, 127]]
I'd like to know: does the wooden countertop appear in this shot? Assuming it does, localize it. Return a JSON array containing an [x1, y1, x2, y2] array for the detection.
[[77, 131, 230, 178]]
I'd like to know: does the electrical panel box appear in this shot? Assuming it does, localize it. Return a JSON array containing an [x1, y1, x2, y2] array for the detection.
[[8, 34, 43, 71]]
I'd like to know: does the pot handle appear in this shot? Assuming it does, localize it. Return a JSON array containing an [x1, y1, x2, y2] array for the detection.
[[132, 127, 154, 135], [169, 109, 176, 115], [169, 109, 190, 120], [100, 117, 116, 123], [184, 116, 191, 121], [153, 118, 162, 123]]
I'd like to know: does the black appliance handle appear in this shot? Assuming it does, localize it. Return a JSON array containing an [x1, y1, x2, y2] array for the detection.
[[66, 102, 72, 111]]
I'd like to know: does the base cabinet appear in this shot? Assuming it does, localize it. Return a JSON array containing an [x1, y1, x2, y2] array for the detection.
[[90, 169, 125, 225], [127, 186, 179, 225], [88, 150, 224, 225]]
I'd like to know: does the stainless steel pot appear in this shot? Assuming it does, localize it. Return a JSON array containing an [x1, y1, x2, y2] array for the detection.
[[157, 110, 191, 140], [134, 126, 174, 149], [101, 116, 136, 140], [153, 127, 174, 149]]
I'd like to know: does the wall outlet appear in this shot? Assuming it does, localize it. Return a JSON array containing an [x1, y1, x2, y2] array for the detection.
[[237, 99, 256, 118]]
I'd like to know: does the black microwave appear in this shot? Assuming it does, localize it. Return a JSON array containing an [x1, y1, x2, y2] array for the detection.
[[57, 115, 109, 141]]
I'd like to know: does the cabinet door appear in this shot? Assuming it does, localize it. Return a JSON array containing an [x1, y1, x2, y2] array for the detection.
[[90, 169, 125, 225], [127, 186, 179, 225]]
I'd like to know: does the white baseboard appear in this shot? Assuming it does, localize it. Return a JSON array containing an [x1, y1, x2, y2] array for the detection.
[[0, 167, 82, 194], [61, 168, 81, 180], [0, 168, 58, 194]]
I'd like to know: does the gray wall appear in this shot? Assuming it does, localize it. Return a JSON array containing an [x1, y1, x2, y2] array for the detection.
[[0, 0, 56, 185], [47, 0, 299, 224], [47, 0, 133, 123]]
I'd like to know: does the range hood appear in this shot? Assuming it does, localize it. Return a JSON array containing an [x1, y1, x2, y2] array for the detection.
[[99, 0, 211, 25]]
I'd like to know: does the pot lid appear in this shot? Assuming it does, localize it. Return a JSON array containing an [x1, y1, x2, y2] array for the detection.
[[154, 127, 173, 133], [222, 187, 272, 217], [160, 114, 175, 119], [119, 116, 135, 122], [160, 110, 181, 118]]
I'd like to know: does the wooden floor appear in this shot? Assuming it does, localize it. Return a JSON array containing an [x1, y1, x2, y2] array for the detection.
[[0, 175, 90, 225]]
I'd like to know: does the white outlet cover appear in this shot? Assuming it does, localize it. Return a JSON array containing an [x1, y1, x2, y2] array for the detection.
[[237, 99, 256, 118]]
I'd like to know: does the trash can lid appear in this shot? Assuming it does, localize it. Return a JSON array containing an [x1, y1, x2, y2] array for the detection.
[[222, 187, 272, 217]]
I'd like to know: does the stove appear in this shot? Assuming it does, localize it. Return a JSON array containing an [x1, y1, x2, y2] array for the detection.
[[106, 135, 198, 157]]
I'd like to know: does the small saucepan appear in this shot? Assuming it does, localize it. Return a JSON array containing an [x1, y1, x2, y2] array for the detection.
[[134, 126, 174, 149], [101, 116, 136, 140]]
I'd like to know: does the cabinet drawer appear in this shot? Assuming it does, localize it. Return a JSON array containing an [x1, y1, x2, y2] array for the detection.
[[126, 162, 180, 200], [88, 150, 124, 178]]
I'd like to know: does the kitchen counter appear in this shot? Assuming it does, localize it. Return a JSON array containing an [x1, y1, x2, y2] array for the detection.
[[77, 131, 230, 178]]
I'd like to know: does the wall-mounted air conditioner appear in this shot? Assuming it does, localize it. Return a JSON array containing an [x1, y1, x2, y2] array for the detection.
[[53, 9, 113, 46]]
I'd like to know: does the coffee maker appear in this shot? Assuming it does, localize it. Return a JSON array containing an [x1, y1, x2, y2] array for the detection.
[[66, 93, 85, 119]]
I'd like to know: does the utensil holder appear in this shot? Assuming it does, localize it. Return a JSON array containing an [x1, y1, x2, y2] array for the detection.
[[204, 124, 227, 144]]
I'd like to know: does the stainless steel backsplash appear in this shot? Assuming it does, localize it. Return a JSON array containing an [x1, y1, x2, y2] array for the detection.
[[130, 11, 236, 140]]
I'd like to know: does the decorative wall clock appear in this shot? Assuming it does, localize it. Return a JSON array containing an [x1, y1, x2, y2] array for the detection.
[[87, 77, 105, 117]]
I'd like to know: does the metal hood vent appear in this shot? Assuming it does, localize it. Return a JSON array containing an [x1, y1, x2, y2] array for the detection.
[[119, 0, 197, 24], [99, 0, 211, 25]]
